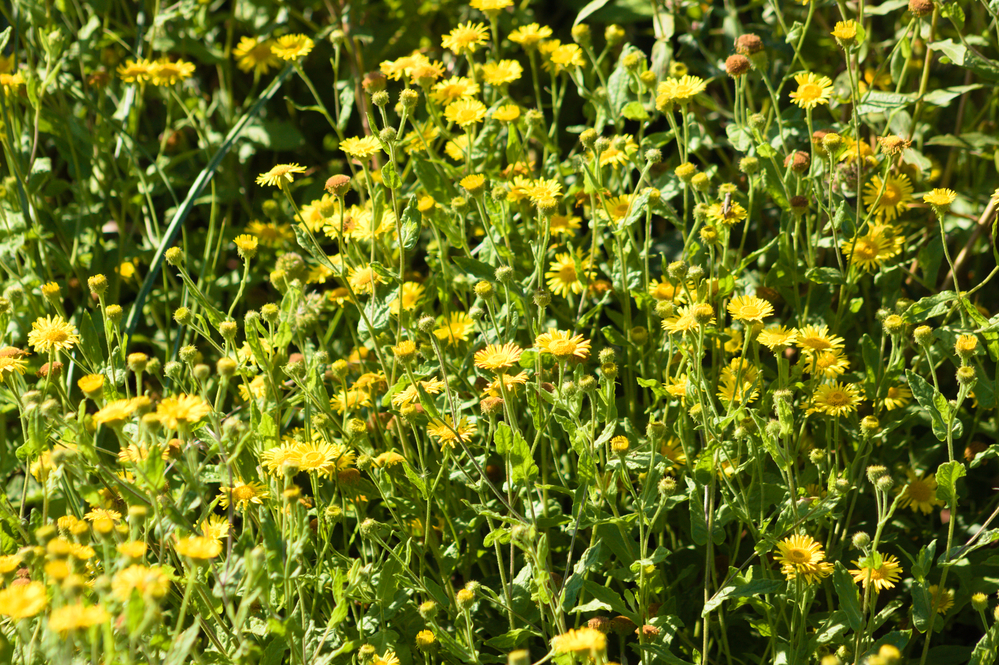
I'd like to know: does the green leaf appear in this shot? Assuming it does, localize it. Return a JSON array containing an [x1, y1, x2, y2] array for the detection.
[[381, 161, 401, 190], [582, 580, 634, 620], [337, 81, 355, 132], [702, 578, 784, 616], [805, 267, 845, 285], [906, 370, 952, 441], [485, 629, 537, 650], [935, 460, 966, 506], [622, 101, 650, 121], [938, 2, 965, 29], [904, 292, 956, 323], [857, 90, 915, 116], [574, 0, 611, 26], [922, 84, 983, 107], [969, 624, 999, 665], [495, 422, 538, 485], [165, 625, 200, 665], [911, 582, 933, 632], [833, 562, 864, 631], [726, 124, 753, 152]]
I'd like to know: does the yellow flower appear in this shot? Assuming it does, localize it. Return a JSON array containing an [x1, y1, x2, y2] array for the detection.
[[802, 348, 850, 380], [774, 534, 834, 584], [535, 329, 591, 361], [175, 536, 223, 560], [549, 213, 581, 237], [474, 342, 524, 372], [882, 384, 912, 410], [727, 295, 774, 323], [850, 554, 902, 592], [655, 75, 707, 110], [247, 220, 293, 246], [549, 44, 585, 74], [481, 60, 523, 86], [289, 440, 356, 477], [0, 554, 21, 574], [445, 136, 470, 161], [271, 34, 314, 61], [347, 263, 382, 295], [392, 378, 445, 408], [331, 388, 373, 413], [484, 371, 529, 397], [117, 540, 148, 558], [808, 382, 862, 417], [551, 627, 607, 655], [233, 234, 259, 259], [156, 394, 212, 430], [923, 187, 956, 212], [526, 178, 562, 209], [796, 324, 845, 355], [707, 200, 747, 227], [789, 72, 834, 110], [112, 564, 172, 601], [441, 22, 489, 55], [85, 507, 121, 523], [117, 59, 154, 83], [898, 469, 944, 514], [863, 174, 913, 221], [434, 312, 476, 345], [427, 416, 478, 448], [218, 478, 270, 511], [445, 98, 487, 127], [831, 20, 858, 43], [148, 58, 195, 86], [389, 282, 425, 315], [508, 24, 552, 49], [717, 358, 760, 405], [256, 163, 307, 187], [757, 325, 799, 351], [48, 603, 109, 635], [0, 581, 47, 619], [201, 515, 232, 542], [380, 52, 431, 81], [0, 351, 28, 380], [546, 250, 595, 298], [841, 226, 900, 272], [28, 315, 80, 353], [928, 585, 954, 614], [470, 0, 512, 15], [0, 71, 25, 95], [431, 76, 480, 104], [402, 122, 441, 154], [341, 135, 382, 160], [93, 399, 138, 427], [234, 36, 280, 76]]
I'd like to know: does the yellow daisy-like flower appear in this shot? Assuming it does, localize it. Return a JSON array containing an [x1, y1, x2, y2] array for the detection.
[[831, 20, 858, 42], [898, 469, 944, 514], [292, 440, 356, 476], [474, 342, 523, 372], [470, 0, 513, 15], [508, 23, 552, 49], [201, 515, 232, 542], [431, 76, 480, 104], [727, 295, 774, 323], [546, 250, 595, 298], [233, 36, 280, 76], [808, 382, 862, 417], [796, 324, 845, 355], [484, 371, 529, 397], [802, 348, 850, 380], [256, 163, 306, 187], [549, 44, 586, 74], [928, 585, 954, 614], [156, 394, 212, 430], [389, 281, 425, 315], [923, 188, 956, 212], [850, 554, 903, 592], [655, 75, 707, 110], [493, 104, 521, 122], [527, 178, 562, 209], [117, 59, 155, 83], [841, 227, 898, 272], [48, 603, 110, 635], [551, 627, 607, 655], [434, 312, 476, 345], [218, 478, 270, 511], [117, 540, 148, 558], [175, 536, 223, 560], [441, 22, 489, 55], [427, 416, 478, 448], [93, 399, 138, 427], [882, 384, 912, 410], [340, 135, 383, 159], [392, 378, 446, 408], [233, 234, 259, 259], [756, 325, 798, 351], [535, 329, 591, 361], [717, 358, 760, 405], [789, 72, 834, 110], [112, 564, 173, 601], [148, 59, 195, 86], [0, 581, 47, 619], [549, 213, 581, 237], [863, 174, 913, 221], [347, 263, 382, 295], [707, 200, 747, 227], [445, 98, 487, 127], [271, 34, 314, 61], [331, 388, 374, 413], [0, 554, 21, 573], [380, 52, 431, 81], [774, 534, 834, 584], [445, 136, 470, 161], [0, 351, 28, 380], [481, 60, 523, 86], [28, 315, 80, 354]]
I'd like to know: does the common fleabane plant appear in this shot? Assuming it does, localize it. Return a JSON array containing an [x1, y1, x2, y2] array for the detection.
[[0, 0, 998, 664]]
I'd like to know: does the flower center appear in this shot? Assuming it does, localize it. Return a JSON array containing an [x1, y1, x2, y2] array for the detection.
[[301, 451, 324, 467], [908, 480, 931, 502], [548, 339, 576, 357], [825, 391, 849, 406], [854, 239, 878, 261], [785, 548, 809, 563], [233, 486, 256, 501], [799, 83, 822, 101], [881, 184, 901, 206], [559, 265, 577, 282]]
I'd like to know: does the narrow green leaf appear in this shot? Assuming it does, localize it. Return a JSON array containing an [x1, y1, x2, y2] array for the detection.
[[833, 562, 864, 631], [935, 460, 966, 506]]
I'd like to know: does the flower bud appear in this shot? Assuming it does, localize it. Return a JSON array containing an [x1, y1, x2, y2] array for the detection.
[[88, 274, 108, 296], [165, 247, 184, 266], [851, 531, 871, 550]]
